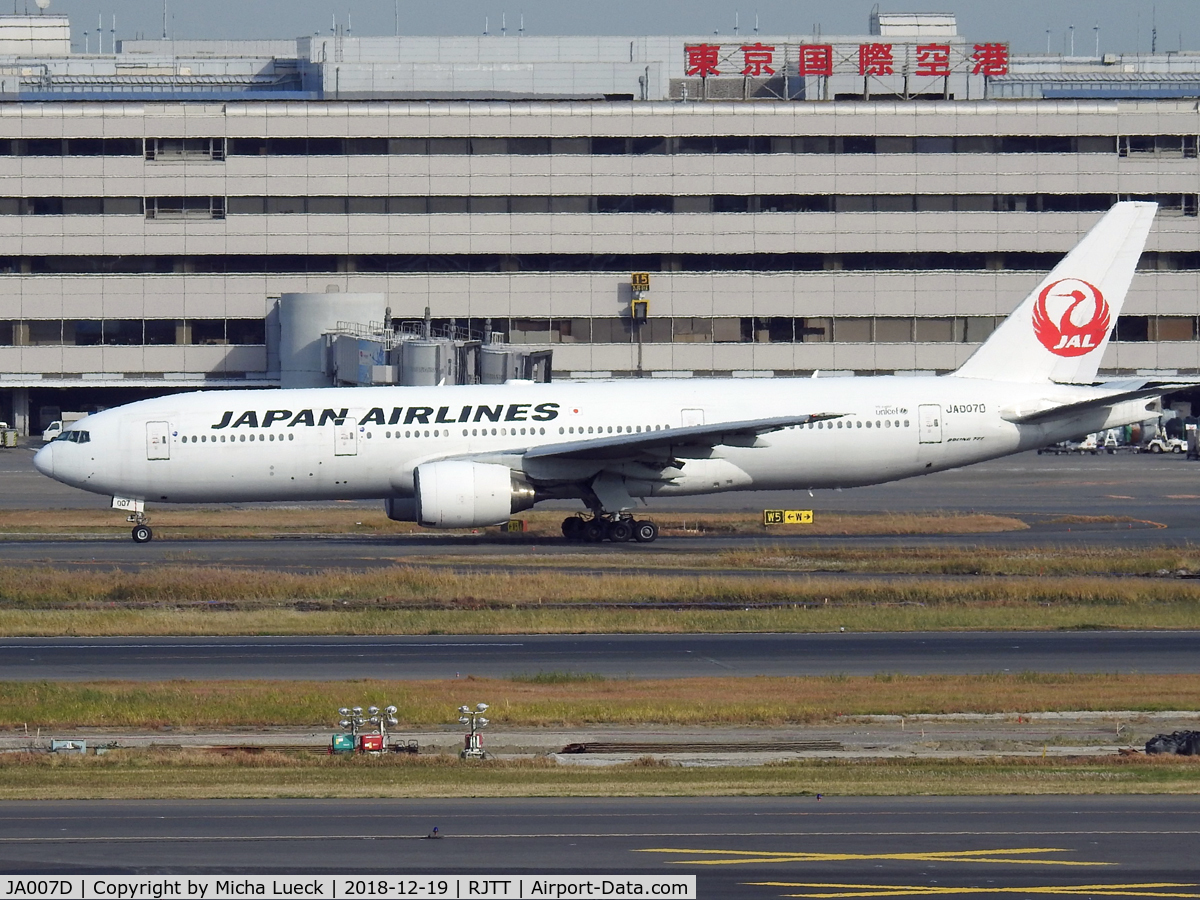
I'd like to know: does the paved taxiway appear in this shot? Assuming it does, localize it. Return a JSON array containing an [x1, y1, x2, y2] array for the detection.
[[3, 631, 1199, 681], [3, 447, 1200, 558], [2, 797, 1198, 897]]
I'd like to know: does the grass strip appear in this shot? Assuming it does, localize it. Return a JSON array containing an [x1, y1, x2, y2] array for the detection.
[[4, 674, 1200, 729], [2, 564, 1200, 610], [1, 561, 1200, 635], [714, 545, 1200, 576], [4, 604, 1200, 636], [0, 752, 1197, 799], [0, 509, 1026, 540]]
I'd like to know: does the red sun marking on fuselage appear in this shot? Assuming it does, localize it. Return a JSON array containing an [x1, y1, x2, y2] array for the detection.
[[1031, 278, 1110, 357]]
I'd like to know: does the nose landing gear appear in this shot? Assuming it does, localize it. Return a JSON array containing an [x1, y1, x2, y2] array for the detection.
[[128, 511, 153, 543], [112, 498, 153, 543], [561, 514, 658, 544]]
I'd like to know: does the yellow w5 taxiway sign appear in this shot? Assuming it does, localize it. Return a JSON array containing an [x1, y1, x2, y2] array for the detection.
[[763, 509, 814, 526]]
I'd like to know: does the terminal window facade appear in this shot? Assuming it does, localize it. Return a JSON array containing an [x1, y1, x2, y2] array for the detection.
[[144, 196, 226, 220], [459, 315, 1193, 346], [0, 319, 265, 346], [221, 134, 1127, 156], [365, 316, 1195, 346], [10, 250, 1200, 275], [2, 193, 1197, 218], [0, 316, 1195, 350], [11, 134, 1200, 158]]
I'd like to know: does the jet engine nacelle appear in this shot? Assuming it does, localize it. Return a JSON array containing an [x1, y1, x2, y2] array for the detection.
[[413, 460, 536, 528]]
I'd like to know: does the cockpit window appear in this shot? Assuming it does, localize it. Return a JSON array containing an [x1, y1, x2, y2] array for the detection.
[[54, 430, 90, 444]]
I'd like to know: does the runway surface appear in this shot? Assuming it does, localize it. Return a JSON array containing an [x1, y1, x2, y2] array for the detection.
[[3, 631, 1198, 681], [2, 796, 1198, 897]]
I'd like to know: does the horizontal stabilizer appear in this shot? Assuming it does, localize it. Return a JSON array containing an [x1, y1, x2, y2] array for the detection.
[[1000, 383, 1177, 424]]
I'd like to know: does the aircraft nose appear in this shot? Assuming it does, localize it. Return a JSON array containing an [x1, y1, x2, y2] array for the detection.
[[33, 443, 55, 478]]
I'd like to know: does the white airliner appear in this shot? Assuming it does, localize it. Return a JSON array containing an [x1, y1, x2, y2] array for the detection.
[[35, 202, 1179, 544]]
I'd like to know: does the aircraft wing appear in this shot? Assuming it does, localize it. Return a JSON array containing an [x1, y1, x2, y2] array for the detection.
[[522, 413, 843, 462]]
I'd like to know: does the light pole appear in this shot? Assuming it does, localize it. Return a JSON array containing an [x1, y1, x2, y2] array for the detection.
[[334, 705, 364, 753], [339, 706, 366, 735], [367, 704, 400, 750], [458, 703, 490, 759], [338, 704, 399, 751]]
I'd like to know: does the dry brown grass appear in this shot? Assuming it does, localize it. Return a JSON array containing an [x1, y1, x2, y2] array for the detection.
[[1, 556, 1200, 634], [3, 673, 1199, 729], [5, 603, 1200, 636], [2, 564, 1200, 610], [714, 545, 1200, 576], [0, 750, 1197, 799], [0, 508, 1025, 539]]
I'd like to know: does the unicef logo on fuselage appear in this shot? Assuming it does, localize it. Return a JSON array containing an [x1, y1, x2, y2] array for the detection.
[[1031, 278, 1111, 358]]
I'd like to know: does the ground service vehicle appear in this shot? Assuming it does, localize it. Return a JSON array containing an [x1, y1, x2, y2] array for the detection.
[[1037, 442, 1071, 455], [41, 413, 88, 443], [32, 203, 1189, 544], [1144, 436, 1186, 453]]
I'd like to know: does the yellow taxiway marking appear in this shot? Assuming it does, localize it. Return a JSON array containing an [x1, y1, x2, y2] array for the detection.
[[748, 882, 1200, 899], [637, 847, 1108, 867]]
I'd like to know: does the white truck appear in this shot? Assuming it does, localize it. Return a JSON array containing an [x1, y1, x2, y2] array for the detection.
[[41, 412, 88, 443]]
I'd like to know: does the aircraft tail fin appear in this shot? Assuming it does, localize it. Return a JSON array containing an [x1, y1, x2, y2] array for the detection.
[[954, 201, 1157, 384]]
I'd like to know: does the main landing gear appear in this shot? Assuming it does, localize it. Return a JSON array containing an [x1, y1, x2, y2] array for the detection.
[[561, 514, 658, 544]]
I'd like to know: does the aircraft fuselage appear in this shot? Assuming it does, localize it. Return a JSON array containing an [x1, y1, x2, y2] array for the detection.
[[34, 376, 1151, 505]]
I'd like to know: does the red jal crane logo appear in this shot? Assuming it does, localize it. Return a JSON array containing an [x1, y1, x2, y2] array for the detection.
[[1032, 278, 1111, 357]]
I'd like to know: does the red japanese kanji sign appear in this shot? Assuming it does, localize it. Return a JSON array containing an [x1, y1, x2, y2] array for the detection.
[[858, 43, 894, 76], [914, 43, 951, 76], [740, 43, 776, 76], [798, 44, 833, 77], [685, 43, 721, 77], [681, 40, 1009, 79], [971, 43, 1009, 75]]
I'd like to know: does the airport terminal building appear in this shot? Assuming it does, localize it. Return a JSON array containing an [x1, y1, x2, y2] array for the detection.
[[3, 11, 1200, 432]]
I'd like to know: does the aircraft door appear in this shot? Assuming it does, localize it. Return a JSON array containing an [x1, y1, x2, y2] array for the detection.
[[334, 418, 358, 456], [681, 408, 705, 428], [918, 404, 943, 444], [146, 421, 171, 460]]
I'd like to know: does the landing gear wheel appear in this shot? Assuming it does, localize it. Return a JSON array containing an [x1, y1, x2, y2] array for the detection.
[[131, 524, 153, 544], [561, 516, 585, 541], [606, 520, 633, 543], [633, 520, 659, 543], [582, 520, 606, 543]]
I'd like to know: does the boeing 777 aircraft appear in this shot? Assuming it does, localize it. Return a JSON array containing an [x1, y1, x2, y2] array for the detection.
[[34, 202, 1179, 544]]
